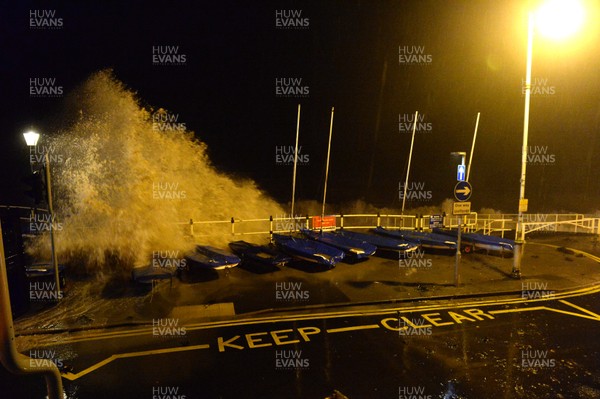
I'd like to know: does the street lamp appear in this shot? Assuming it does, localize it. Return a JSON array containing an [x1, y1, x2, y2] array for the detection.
[[23, 131, 40, 147], [22, 131, 61, 301], [513, 0, 586, 278]]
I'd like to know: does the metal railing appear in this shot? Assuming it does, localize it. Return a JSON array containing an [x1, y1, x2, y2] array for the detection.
[[177, 212, 600, 240]]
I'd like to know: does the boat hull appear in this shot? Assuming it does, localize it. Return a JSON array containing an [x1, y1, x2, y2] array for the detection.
[[272, 234, 344, 267], [228, 241, 291, 267], [334, 229, 420, 255], [300, 229, 376, 259], [432, 228, 514, 256], [186, 245, 241, 270], [373, 227, 457, 252]]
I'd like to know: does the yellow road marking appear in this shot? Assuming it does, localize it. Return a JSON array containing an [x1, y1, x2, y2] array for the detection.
[[59, 294, 600, 381], [62, 343, 210, 381], [559, 300, 600, 320], [490, 302, 600, 321], [489, 307, 546, 314], [29, 283, 600, 346], [326, 324, 380, 333]]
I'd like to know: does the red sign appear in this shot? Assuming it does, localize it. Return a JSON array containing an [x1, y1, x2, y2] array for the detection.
[[312, 216, 337, 230]]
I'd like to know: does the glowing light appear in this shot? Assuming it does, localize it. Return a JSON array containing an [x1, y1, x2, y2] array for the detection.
[[23, 130, 40, 146], [535, 0, 585, 40]]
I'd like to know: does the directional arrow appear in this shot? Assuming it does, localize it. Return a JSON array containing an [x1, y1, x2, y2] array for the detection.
[[456, 186, 470, 195], [454, 181, 472, 201]]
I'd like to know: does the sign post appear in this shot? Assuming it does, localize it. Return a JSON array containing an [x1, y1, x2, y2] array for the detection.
[[453, 178, 472, 287]]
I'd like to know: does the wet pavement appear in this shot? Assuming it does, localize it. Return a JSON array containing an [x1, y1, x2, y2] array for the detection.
[[12, 234, 600, 334], [3, 233, 600, 398]]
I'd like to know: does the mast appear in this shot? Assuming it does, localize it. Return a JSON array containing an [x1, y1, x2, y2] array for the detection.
[[291, 104, 301, 220], [321, 107, 335, 232], [401, 111, 418, 215]]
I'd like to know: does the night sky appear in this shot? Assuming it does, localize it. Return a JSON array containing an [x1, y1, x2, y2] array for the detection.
[[1, 0, 599, 213]]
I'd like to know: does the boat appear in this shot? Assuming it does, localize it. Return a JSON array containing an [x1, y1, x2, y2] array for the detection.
[[333, 229, 420, 255], [228, 240, 291, 267], [432, 228, 514, 255], [300, 228, 377, 259], [272, 233, 345, 267], [185, 245, 241, 270], [373, 227, 457, 252]]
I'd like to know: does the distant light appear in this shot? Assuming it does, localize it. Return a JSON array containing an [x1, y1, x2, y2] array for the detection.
[[23, 131, 40, 146], [535, 0, 585, 40]]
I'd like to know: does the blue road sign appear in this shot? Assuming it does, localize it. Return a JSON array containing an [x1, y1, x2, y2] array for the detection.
[[454, 181, 472, 201], [457, 164, 466, 181]]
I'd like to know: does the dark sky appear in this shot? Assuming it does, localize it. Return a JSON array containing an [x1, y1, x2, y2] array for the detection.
[[1, 0, 599, 213]]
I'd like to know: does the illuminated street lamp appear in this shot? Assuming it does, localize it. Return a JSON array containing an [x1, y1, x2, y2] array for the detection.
[[23, 130, 40, 147], [513, 0, 586, 278], [22, 131, 61, 301]]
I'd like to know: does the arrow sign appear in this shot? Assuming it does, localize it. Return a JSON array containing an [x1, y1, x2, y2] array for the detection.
[[454, 181, 472, 201], [457, 164, 465, 181]]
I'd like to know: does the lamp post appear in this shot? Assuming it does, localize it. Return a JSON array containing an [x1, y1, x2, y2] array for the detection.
[[23, 131, 61, 301], [512, 0, 586, 278]]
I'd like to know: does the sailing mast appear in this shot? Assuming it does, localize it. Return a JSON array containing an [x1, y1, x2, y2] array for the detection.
[[466, 112, 480, 182], [401, 111, 418, 215], [321, 107, 335, 233], [291, 104, 301, 222]]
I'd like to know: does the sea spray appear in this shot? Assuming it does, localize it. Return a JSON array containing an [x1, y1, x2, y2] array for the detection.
[[27, 70, 283, 275]]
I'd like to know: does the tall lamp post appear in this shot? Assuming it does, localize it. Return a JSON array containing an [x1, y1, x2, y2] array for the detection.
[[512, 0, 586, 278], [23, 131, 61, 301]]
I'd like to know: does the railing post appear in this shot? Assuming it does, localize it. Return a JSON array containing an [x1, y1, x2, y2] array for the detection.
[[231, 217, 235, 236], [377, 212, 381, 228], [269, 215, 273, 237], [189, 219, 194, 236], [340, 214, 344, 230], [0, 222, 64, 399]]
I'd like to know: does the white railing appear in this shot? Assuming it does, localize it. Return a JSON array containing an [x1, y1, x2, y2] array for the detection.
[[178, 212, 600, 240]]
